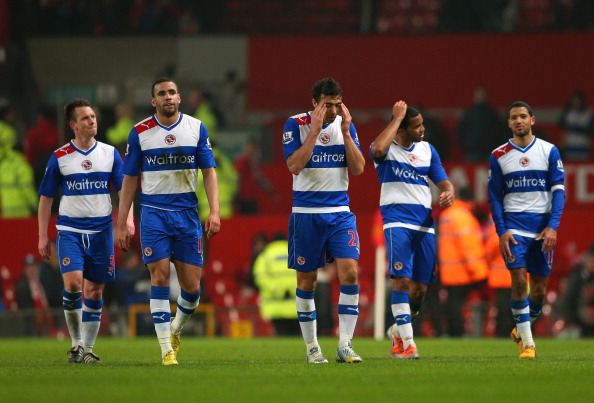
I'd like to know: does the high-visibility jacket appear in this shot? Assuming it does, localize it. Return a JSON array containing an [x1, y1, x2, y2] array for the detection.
[[197, 148, 237, 221], [483, 216, 512, 289], [438, 200, 488, 286], [253, 240, 297, 320], [0, 149, 38, 218]]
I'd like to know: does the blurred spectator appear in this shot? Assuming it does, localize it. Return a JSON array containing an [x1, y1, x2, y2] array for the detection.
[[438, 187, 488, 336], [187, 88, 221, 142], [15, 250, 62, 335], [555, 244, 594, 337], [0, 104, 17, 150], [24, 105, 59, 188], [252, 232, 299, 336], [197, 144, 237, 222], [482, 213, 514, 337], [458, 86, 506, 162], [234, 137, 276, 215], [218, 69, 246, 128], [558, 90, 594, 161], [106, 102, 134, 155], [114, 247, 151, 306], [0, 121, 37, 218]]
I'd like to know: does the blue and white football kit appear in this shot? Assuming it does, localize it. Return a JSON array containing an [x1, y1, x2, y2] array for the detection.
[[283, 113, 361, 272], [39, 140, 122, 282], [123, 113, 215, 266], [372, 141, 448, 285], [488, 136, 565, 277], [283, 111, 362, 361]]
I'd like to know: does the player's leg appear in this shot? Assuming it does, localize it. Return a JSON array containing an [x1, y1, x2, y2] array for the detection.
[[289, 213, 327, 363], [81, 279, 105, 363], [57, 231, 84, 363], [385, 227, 418, 359], [528, 274, 548, 323], [140, 207, 177, 365], [80, 229, 116, 363], [169, 209, 205, 355], [327, 212, 362, 363], [527, 243, 554, 324]]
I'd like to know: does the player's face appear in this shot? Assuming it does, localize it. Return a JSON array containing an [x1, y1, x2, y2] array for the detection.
[[152, 81, 181, 118], [508, 107, 534, 138], [403, 114, 425, 143], [70, 106, 97, 138], [314, 95, 342, 124]]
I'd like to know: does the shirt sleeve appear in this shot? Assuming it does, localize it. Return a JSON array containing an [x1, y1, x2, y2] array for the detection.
[[282, 118, 302, 160], [123, 128, 142, 176], [548, 146, 565, 230], [487, 154, 506, 235], [111, 148, 124, 191], [38, 154, 61, 197], [349, 122, 361, 150], [428, 143, 448, 184], [196, 123, 216, 169]]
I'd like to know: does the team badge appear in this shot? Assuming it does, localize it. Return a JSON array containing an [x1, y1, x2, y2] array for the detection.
[[206, 137, 212, 150], [319, 133, 330, 144], [164, 134, 176, 145], [297, 256, 306, 266], [556, 159, 564, 172], [81, 160, 93, 170], [144, 247, 153, 257], [408, 154, 417, 164], [282, 131, 293, 144], [519, 157, 529, 167], [394, 261, 403, 270], [62, 257, 71, 267]]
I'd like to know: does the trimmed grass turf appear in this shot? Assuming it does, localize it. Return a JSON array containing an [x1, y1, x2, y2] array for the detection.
[[1, 337, 593, 403]]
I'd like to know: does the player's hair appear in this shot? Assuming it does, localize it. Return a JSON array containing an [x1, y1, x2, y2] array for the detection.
[[507, 101, 533, 118], [312, 77, 342, 101], [64, 98, 93, 122], [398, 107, 421, 130], [151, 77, 177, 97]]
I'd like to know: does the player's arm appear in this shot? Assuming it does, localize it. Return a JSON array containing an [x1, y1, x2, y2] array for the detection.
[[286, 103, 325, 175], [116, 175, 138, 251], [112, 149, 135, 240], [340, 103, 365, 176], [38, 195, 53, 259], [202, 167, 221, 239], [487, 155, 516, 260], [536, 147, 566, 252], [436, 179, 454, 208], [369, 100, 407, 158]]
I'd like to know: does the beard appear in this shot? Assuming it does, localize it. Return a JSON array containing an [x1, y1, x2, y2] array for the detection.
[[159, 104, 178, 117], [514, 128, 530, 137]]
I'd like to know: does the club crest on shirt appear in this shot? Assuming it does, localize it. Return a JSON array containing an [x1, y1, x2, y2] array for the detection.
[[407, 154, 417, 165], [282, 131, 293, 144], [81, 160, 93, 170], [144, 247, 153, 257], [164, 134, 176, 145], [394, 261, 403, 270], [319, 132, 330, 144], [62, 257, 71, 267], [519, 157, 529, 167], [297, 256, 306, 266]]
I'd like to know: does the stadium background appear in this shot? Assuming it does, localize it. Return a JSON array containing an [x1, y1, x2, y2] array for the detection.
[[0, 0, 593, 339]]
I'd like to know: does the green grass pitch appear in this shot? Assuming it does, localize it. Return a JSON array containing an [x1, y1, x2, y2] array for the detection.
[[1, 337, 593, 402]]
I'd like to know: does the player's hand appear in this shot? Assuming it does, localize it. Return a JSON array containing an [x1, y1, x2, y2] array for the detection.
[[439, 190, 454, 208], [340, 103, 352, 135], [310, 102, 326, 134], [38, 234, 50, 260], [116, 222, 133, 252], [205, 212, 221, 239], [392, 100, 407, 122], [499, 231, 518, 263], [535, 227, 557, 252]]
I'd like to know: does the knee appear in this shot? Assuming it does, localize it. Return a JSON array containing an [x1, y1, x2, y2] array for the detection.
[[84, 288, 103, 300], [512, 279, 528, 297], [340, 269, 358, 286]]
